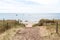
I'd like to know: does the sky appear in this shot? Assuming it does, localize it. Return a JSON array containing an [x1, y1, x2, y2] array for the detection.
[[0, 0, 60, 13], [0, 13, 60, 22]]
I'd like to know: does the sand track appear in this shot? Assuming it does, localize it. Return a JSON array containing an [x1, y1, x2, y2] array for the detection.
[[12, 26, 49, 40]]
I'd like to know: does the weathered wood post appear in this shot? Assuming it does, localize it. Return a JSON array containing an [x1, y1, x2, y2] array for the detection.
[[56, 21, 58, 33], [5, 22, 8, 31], [6, 22, 9, 29], [15, 20, 17, 26], [3, 18, 5, 26]]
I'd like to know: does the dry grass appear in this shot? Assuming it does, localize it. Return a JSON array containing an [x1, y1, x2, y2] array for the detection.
[[0, 19, 60, 40], [0, 20, 25, 34], [0, 26, 60, 40], [0, 27, 24, 40], [0, 20, 25, 40]]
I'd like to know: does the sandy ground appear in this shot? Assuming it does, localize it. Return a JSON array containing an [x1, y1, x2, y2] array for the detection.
[[22, 21, 36, 27], [0, 25, 60, 40], [12, 26, 51, 40], [26, 23, 33, 27]]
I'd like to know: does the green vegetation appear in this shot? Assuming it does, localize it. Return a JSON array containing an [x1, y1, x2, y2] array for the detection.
[[32, 24, 39, 27], [0, 20, 25, 34], [32, 19, 58, 27], [32, 19, 60, 34]]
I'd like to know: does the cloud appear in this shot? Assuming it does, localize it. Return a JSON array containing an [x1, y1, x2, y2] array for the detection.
[[0, 0, 41, 13], [14, 0, 40, 5], [27, 0, 59, 5], [0, 0, 60, 13]]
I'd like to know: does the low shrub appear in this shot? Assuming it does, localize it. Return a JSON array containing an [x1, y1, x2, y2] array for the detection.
[[32, 24, 39, 27], [0, 20, 25, 33]]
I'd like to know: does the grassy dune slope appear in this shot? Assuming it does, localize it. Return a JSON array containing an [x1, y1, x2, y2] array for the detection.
[[0, 27, 24, 40], [0, 19, 60, 40]]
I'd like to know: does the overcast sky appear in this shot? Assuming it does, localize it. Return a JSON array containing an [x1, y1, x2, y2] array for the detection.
[[0, 0, 60, 13]]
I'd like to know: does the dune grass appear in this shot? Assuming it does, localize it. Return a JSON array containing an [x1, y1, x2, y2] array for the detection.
[[0, 20, 25, 34], [0, 20, 25, 40], [0, 19, 60, 40], [0, 27, 24, 40]]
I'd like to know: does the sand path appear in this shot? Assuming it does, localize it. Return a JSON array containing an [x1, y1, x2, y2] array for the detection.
[[12, 26, 49, 40]]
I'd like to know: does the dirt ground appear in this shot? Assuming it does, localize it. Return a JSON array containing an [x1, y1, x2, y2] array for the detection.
[[12, 26, 60, 40]]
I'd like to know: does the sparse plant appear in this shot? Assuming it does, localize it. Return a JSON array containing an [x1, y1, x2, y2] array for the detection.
[[0, 20, 25, 34], [32, 24, 39, 27]]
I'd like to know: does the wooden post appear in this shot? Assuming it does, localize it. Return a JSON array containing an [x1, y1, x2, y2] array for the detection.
[[56, 22, 58, 33], [6, 22, 8, 29], [3, 18, 5, 26]]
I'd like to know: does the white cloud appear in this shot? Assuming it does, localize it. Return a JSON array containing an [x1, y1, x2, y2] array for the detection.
[[0, 0, 60, 13], [26, 0, 58, 5], [0, 0, 30, 13]]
